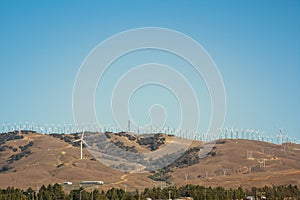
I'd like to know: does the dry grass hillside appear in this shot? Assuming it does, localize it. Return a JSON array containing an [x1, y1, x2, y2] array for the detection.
[[0, 131, 299, 191], [170, 139, 300, 189]]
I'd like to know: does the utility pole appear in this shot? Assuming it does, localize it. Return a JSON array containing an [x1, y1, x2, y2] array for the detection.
[[185, 172, 188, 182], [138, 190, 141, 200], [260, 148, 266, 168], [205, 170, 208, 181], [247, 150, 253, 159]]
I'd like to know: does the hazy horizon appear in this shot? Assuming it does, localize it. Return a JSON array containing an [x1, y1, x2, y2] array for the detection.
[[0, 1, 299, 139]]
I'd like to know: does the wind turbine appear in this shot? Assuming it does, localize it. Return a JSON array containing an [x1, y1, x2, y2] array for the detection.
[[73, 131, 89, 160], [235, 129, 239, 139], [245, 129, 250, 139], [256, 130, 261, 141], [283, 133, 290, 143], [218, 128, 223, 139], [251, 130, 255, 140], [2, 123, 6, 133], [280, 128, 283, 145], [230, 128, 234, 139], [29, 122, 34, 132], [224, 128, 228, 138], [240, 129, 244, 139], [260, 131, 264, 141]]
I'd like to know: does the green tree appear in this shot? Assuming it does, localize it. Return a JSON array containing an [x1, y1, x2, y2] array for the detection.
[[106, 188, 119, 200]]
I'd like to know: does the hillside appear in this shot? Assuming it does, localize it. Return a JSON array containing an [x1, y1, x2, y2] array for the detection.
[[0, 131, 299, 191]]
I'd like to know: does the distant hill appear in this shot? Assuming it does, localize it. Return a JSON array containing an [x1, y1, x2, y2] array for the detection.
[[0, 131, 299, 191]]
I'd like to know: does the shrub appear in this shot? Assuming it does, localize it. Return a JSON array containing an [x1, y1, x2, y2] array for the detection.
[[0, 165, 10, 173]]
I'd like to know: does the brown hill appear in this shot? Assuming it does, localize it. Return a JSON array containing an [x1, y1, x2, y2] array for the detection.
[[0, 131, 299, 191], [169, 139, 300, 189]]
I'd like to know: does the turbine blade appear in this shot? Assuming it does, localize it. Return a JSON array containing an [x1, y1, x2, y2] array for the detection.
[[82, 140, 90, 148]]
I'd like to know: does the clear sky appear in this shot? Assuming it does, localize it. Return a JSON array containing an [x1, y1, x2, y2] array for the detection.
[[0, 0, 299, 138]]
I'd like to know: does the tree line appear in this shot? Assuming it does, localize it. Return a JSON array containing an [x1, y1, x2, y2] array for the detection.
[[0, 183, 299, 200]]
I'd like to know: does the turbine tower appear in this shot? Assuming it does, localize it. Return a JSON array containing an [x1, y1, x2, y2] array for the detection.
[[73, 131, 88, 160], [280, 128, 283, 146], [128, 120, 131, 132]]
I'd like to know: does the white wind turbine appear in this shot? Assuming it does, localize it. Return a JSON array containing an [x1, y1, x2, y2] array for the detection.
[[235, 129, 239, 139], [230, 128, 234, 139], [240, 129, 244, 139], [283, 132, 290, 143], [218, 128, 223, 139], [73, 131, 89, 160], [224, 128, 228, 138], [280, 128, 284, 145], [250, 129, 254, 140], [260, 131, 264, 141], [255, 130, 261, 141]]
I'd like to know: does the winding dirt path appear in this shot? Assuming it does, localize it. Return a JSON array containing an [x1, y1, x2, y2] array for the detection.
[[115, 174, 129, 184]]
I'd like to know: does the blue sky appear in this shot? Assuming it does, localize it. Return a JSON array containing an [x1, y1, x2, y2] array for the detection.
[[0, 0, 299, 138]]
